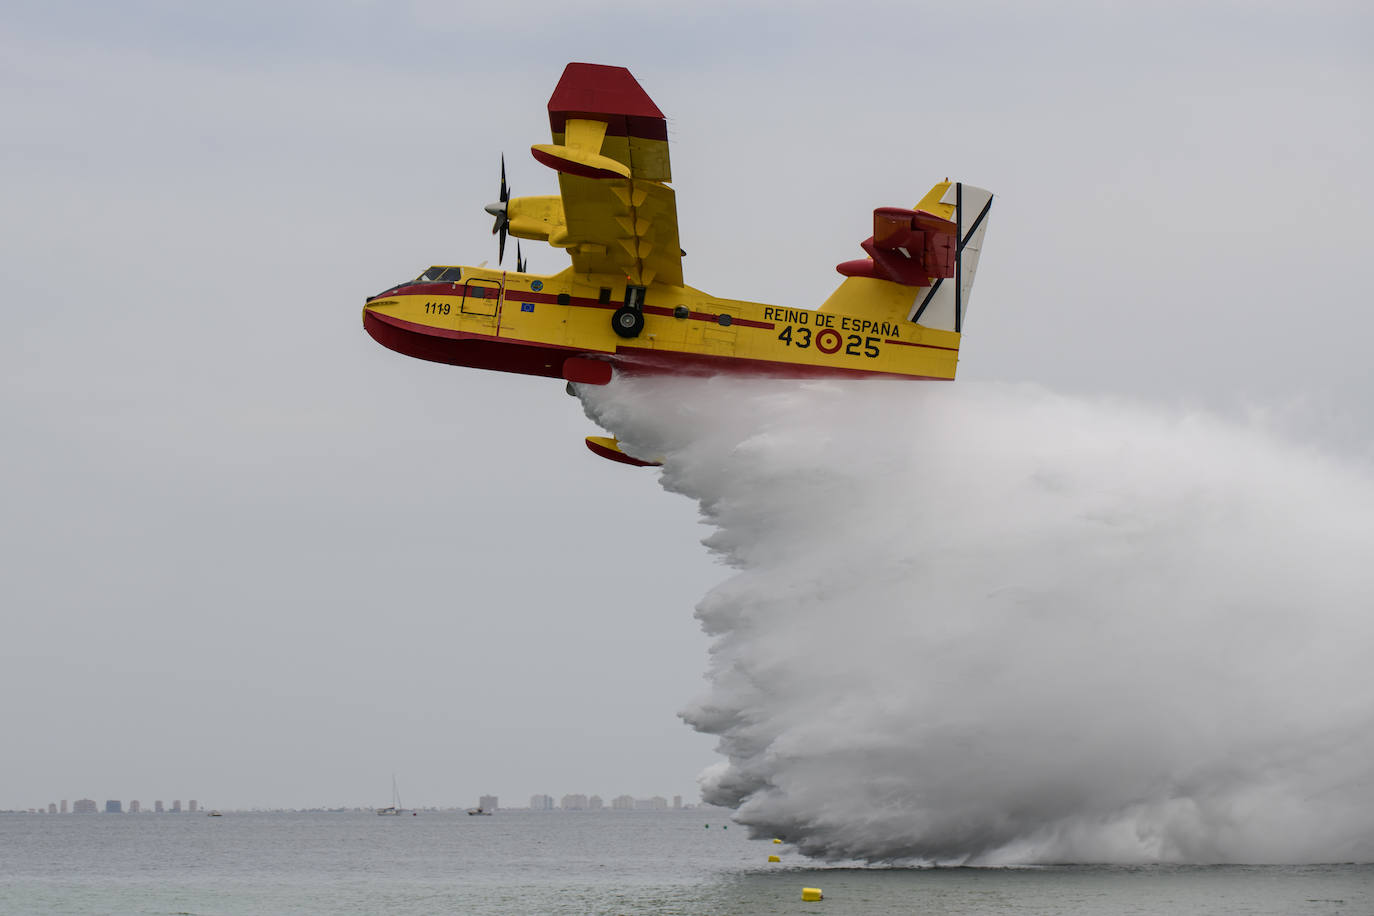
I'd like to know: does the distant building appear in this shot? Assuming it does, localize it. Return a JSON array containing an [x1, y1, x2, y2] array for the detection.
[[154, 800, 164, 813], [60, 800, 68, 814], [588, 795, 604, 811], [478, 795, 499, 812], [610, 794, 634, 810], [73, 798, 97, 814], [673, 795, 682, 810], [129, 800, 141, 814], [633, 796, 668, 810], [188, 800, 198, 813], [529, 794, 554, 810], [560, 794, 588, 810], [171, 800, 182, 813], [104, 800, 123, 814], [47, 803, 57, 815]]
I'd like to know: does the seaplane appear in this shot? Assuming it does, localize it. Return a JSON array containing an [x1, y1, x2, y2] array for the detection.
[[362, 63, 993, 466]]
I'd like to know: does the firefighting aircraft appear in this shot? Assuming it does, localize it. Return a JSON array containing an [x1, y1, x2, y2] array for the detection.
[[362, 63, 993, 466]]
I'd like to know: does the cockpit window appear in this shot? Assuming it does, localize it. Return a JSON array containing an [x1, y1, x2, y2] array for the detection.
[[415, 266, 462, 283]]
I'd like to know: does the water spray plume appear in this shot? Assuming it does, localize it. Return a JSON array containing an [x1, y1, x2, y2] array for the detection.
[[580, 377, 1374, 865]]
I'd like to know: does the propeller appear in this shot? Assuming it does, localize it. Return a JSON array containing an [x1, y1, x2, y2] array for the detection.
[[515, 241, 527, 274], [483, 155, 511, 264]]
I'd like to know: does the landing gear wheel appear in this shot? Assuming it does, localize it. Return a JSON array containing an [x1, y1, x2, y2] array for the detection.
[[612, 307, 644, 338]]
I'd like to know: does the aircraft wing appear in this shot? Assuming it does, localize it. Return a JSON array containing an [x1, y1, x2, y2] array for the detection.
[[529, 63, 684, 288]]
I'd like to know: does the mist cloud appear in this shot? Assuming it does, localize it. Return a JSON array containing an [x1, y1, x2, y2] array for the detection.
[[582, 377, 1374, 864]]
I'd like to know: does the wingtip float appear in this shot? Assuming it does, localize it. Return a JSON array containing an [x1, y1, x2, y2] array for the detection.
[[362, 62, 994, 467], [584, 436, 662, 468]]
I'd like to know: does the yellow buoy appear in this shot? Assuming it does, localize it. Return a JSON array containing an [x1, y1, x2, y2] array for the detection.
[[773, 838, 782, 844], [802, 887, 823, 901], [768, 854, 781, 862]]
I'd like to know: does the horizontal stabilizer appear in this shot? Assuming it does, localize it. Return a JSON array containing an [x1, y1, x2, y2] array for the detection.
[[585, 436, 661, 467], [836, 207, 957, 287]]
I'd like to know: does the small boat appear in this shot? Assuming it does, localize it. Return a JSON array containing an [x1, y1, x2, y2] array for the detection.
[[207, 810, 223, 817], [466, 807, 493, 816], [377, 775, 405, 816]]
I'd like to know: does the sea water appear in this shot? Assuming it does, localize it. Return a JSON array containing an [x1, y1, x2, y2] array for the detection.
[[2, 810, 1372, 915]]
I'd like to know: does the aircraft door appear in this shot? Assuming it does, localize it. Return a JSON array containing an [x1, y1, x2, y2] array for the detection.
[[460, 278, 504, 321]]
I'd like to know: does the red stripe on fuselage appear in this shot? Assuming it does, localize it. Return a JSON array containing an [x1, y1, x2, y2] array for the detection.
[[421, 287, 776, 330]]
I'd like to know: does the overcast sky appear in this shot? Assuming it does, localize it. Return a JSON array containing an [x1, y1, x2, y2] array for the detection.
[[2, 0, 1371, 811]]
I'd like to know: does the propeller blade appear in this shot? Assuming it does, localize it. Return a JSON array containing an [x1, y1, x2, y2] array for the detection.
[[516, 241, 526, 273], [491, 154, 511, 262]]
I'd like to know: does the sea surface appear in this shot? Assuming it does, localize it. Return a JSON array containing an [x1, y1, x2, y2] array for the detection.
[[2, 809, 1372, 915]]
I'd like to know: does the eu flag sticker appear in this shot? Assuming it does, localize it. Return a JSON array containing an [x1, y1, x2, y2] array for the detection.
[[521, 303, 535, 313]]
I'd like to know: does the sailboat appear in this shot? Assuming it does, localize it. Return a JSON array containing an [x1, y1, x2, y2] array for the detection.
[[376, 775, 405, 815]]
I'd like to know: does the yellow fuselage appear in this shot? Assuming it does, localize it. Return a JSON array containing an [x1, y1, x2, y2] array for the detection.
[[362, 266, 961, 383]]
